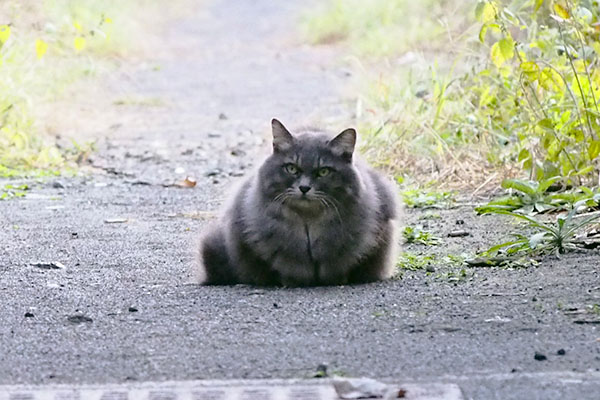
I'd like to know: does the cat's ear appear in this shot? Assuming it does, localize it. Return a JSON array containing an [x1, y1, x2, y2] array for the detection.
[[271, 118, 294, 153], [329, 128, 356, 161]]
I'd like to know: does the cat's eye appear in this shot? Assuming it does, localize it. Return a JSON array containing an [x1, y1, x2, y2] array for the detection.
[[317, 167, 331, 177], [284, 164, 299, 175]]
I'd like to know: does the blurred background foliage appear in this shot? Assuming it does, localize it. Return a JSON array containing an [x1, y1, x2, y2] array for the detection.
[[305, 0, 600, 191], [0, 0, 165, 177]]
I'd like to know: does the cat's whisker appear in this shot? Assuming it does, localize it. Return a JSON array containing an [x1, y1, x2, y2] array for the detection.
[[315, 193, 343, 226]]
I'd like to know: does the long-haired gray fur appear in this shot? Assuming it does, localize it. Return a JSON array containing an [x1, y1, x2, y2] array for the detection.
[[196, 119, 400, 286]]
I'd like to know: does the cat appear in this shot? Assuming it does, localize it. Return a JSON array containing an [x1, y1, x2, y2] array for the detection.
[[196, 118, 399, 286]]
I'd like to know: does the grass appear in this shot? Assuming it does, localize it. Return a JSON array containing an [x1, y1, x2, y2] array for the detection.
[[302, 0, 454, 57], [303, 0, 485, 186], [0, 0, 177, 177]]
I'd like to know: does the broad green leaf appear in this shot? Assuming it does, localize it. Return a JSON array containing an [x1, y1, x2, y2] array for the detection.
[[588, 140, 600, 159], [74, 37, 86, 51], [0, 25, 10, 44], [499, 37, 515, 61], [502, 178, 538, 196], [554, 3, 569, 19], [538, 176, 562, 193], [537, 118, 554, 131], [35, 39, 48, 59]]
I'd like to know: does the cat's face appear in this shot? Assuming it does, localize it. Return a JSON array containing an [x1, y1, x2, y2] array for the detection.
[[258, 119, 361, 217]]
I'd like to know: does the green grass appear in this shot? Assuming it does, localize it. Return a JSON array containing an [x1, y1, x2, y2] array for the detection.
[[0, 0, 171, 177], [302, 0, 459, 57]]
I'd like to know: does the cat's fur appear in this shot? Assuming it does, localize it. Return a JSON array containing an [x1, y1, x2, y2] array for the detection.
[[196, 119, 399, 286]]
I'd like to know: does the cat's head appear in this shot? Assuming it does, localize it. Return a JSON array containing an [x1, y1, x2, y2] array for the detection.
[[258, 118, 361, 217]]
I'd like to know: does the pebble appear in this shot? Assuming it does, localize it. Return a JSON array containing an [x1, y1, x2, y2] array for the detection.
[[557, 349, 566, 356], [534, 352, 547, 361]]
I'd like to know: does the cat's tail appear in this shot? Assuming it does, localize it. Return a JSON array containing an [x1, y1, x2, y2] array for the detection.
[[196, 225, 237, 285]]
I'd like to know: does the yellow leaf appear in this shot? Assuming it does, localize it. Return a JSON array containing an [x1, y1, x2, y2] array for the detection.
[[35, 39, 48, 59], [74, 37, 86, 52], [554, 3, 569, 19], [534, 0, 544, 12], [540, 67, 565, 92], [476, 1, 497, 23], [73, 21, 83, 32], [520, 61, 540, 81], [104, 17, 113, 24], [0, 25, 11, 44]]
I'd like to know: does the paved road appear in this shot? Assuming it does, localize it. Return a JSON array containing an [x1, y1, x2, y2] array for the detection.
[[1, 1, 600, 399]]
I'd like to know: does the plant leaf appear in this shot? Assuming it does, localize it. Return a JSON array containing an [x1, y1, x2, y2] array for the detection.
[[0, 25, 10, 44], [476, 1, 497, 23], [501, 178, 537, 196], [74, 37, 86, 52], [35, 39, 48, 59], [553, 3, 569, 19], [534, 0, 544, 12]]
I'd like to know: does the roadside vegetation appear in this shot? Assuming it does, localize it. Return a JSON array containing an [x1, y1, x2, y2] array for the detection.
[[0, 1, 169, 178], [304, 0, 600, 267]]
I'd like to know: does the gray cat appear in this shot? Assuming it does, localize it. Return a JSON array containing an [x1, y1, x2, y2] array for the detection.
[[196, 119, 399, 286]]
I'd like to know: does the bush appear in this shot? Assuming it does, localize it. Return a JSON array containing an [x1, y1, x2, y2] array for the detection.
[[462, 0, 600, 186]]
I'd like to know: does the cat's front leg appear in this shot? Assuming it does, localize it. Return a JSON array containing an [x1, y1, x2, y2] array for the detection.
[[317, 262, 350, 286], [271, 256, 315, 286]]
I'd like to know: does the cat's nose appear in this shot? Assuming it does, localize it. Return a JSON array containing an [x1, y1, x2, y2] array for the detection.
[[299, 185, 311, 194]]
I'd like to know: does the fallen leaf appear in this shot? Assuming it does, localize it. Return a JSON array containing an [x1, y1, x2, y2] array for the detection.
[[177, 176, 197, 188]]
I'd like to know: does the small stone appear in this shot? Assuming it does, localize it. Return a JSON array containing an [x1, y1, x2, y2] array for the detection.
[[128, 307, 138, 313], [218, 112, 228, 120], [534, 352, 547, 361], [273, 303, 280, 309], [557, 349, 566, 356], [71, 232, 78, 238], [455, 219, 464, 225], [52, 181, 65, 189], [24, 312, 34, 318], [426, 265, 435, 273], [205, 168, 222, 177]]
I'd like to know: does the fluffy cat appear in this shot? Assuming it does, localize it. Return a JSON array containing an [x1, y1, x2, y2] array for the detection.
[[196, 119, 399, 286]]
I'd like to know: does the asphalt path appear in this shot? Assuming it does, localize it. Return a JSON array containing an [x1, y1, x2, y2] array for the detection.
[[1, 1, 600, 399]]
